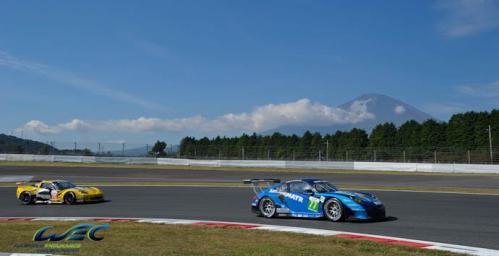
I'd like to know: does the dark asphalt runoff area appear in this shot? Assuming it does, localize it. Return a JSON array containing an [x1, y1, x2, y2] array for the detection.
[[1, 165, 499, 189], [1, 186, 499, 250]]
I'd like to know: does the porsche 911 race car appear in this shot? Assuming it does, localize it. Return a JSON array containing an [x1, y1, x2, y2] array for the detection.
[[245, 178, 386, 221], [16, 180, 104, 205]]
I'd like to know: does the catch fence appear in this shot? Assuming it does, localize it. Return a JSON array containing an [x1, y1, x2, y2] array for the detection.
[[2, 141, 496, 164]]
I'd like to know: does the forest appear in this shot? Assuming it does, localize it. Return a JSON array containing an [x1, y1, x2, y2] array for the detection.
[[179, 109, 499, 163]]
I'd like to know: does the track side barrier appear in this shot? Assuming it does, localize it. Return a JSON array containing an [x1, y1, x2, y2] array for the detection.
[[1, 153, 499, 174]]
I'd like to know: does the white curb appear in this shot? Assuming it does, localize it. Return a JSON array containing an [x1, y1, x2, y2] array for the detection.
[[1, 217, 498, 256]]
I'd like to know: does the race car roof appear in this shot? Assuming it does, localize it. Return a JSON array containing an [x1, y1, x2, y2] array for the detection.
[[37, 180, 69, 183], [287, 179, 330, 185]]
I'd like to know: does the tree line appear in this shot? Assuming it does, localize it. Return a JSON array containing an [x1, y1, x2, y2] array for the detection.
[[179, 109, 499, 163]]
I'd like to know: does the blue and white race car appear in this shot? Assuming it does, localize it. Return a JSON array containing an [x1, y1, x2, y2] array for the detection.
[[245, 179, 386, 222]]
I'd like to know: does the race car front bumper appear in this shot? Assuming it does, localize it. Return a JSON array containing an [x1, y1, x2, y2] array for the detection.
[[349, 204, 386, 220], [365, 204, 386, 219], [78, 194, 104, 203]]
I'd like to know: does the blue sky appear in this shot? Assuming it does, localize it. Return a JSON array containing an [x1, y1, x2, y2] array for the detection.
[[1, 0, 499, 145]]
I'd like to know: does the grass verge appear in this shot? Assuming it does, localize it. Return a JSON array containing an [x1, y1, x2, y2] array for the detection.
[[1, 160, 497, 177], [0, 221, 461, 256]]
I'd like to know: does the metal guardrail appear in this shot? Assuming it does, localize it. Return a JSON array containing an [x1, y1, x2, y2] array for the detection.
[[1, 153, 499, 174]]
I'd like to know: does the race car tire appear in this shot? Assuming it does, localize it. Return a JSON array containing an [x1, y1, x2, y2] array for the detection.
[[324, 198, 344, 222], [63, 192, 76, 205], [258, 197, 276, 218], [19, 192, 33, 205]]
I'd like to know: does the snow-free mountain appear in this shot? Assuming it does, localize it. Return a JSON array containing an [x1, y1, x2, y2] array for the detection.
[[265, 94, 434, 135]]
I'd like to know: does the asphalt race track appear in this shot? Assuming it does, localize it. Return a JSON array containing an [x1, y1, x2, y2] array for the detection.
[[1, 165, 499, 250], [1, 186, 499, 250], [2, 165, 499, 189]]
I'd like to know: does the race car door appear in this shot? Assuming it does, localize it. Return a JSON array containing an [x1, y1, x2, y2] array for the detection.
[[38, 182, 57, 201], [285, 181, 314, 214]]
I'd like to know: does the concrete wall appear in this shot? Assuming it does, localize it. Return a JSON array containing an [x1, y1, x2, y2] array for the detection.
[[1, 153, 498, 174]]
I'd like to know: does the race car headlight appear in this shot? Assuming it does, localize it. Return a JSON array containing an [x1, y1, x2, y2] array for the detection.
[[349, 195, 362, 204]]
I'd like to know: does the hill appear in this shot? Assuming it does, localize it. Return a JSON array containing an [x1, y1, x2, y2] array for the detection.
[[0, 134, 58, 154], [265, 93, 434, 135]]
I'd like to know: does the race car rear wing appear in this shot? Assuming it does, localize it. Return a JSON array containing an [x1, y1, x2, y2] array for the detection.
[[243, 179, 281, 195]]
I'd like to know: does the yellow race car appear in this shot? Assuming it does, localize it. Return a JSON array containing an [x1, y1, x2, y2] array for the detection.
[[16, 180, 104, 205]]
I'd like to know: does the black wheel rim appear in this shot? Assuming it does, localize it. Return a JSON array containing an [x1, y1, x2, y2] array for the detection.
[[66, 193, 74, 203], [21, 193, 29, 202]]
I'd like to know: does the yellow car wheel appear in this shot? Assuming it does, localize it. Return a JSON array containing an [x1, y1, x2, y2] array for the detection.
[[63, 192, 76, 204], [19, 192, 33, 205]]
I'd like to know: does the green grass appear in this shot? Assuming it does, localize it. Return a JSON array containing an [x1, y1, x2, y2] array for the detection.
[[0, 221, 462, 256], [1, 160, 497, 176]]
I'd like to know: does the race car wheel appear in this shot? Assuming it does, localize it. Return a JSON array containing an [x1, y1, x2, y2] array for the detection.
[[324, 198, 344, 222], [64, 192, 76, 205], [258, 197, 276, 218], [19, 192, 33, 205]]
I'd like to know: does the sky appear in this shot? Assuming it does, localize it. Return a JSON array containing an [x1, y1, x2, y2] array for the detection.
[[1, 0, 499, 146]]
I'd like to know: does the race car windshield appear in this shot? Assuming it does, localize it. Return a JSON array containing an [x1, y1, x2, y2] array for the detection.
[[54, 181, 76, 190], [313, 182, 337, 192]]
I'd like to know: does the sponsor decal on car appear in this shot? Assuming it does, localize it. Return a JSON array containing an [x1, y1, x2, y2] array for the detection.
[[281, 193, 303, 203], [50, 190, 58, 200], [276, 208, 290, 213], [307, 197, 320, 212]]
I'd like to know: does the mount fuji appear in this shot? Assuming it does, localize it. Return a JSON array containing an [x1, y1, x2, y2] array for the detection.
[[264, 93, 434, 135]]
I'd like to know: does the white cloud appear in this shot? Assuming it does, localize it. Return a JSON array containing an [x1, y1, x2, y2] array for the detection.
[[436, 0, 499, 37], [17, 98, 375, 135], [105, 140, 127, 144], [457, 80, 499, 98], [132, 39, 171, 59], [423, 80, 499, 116], [0, 50, 163, 110], [0, 51, 47, 71], [21, 120, 60, 134], [394, 105, 406, 114], [423, 102, 467, 115], [20, 119, 91, 134]]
